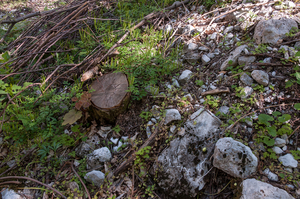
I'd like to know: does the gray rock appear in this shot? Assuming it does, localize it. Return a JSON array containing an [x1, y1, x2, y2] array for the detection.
[[251, 70, 269, 86], [206, 53, 215, 59], [75, 142, 92, 158], [1, 189, 23, 199], [241, 179, 294, 199], [272, 146, 283, 154], [187, 43, 198, 51], [220, 45, 248, 71], [217, 106, 230, 115], [201, 54, 211, 65], [170, 125, 176, 134], [275, 138, 286, 147], [155, 108, 222, 197], [210, 32, 217, 40], [238, 56, 256, 66], [7, 160, 16, 168], [164, 109, 181, 125], [241, 86, 253, 99], [178, 70, 193, 84], [172, 78, 180, 88], [224, 26, 234, 34], [84, 170, 105, 187], [294, 41, 300, 49], [184, 53, 201, 65], [240, 73, 253, 86], [263, 168, 279, 181], [86, 147, 112, 169], [254, 18, 298, 45], [213, 137, 258, 178], [278, 154, 298, 168], [226, 33, 234, 39], [199, 46, 209, 51]]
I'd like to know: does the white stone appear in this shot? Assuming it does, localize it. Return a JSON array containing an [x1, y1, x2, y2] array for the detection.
[[213, 137, 258, 178], [1, 189, 23, 199], [275, 138, 286, 147], [210, 32, 217, 40], [241, 86, 253, 99], [188, 43, 198, 51], [224, 26, 234, 34], [241, 179, 294, 199], [254, 18, 298, 45], [113, 141, 123, 152], [217, 106, 230, 115], [201, 54, 211, 65], [272, 146, 283, 154], [240, 73, 253, 86], [199, 46, 209, 51], [226, 33, 234, 39], [86, 147, 112, 169], [251, 70, 269, 86], [263, 168, 279, 181], [278, 154, 298, 168], [179, 70, 193, 85], [282, 146, 287, 151], [170, 125, 176, 133], [84, 170, 105, 187], [238, 56, 256, 66], [164, 109, 181, 125], [110, 137, 118, 145], [220, 45, 248, 70]]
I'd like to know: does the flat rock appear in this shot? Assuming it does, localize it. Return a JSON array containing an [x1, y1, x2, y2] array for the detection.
[[254, 18, 298, 45], [240, 179, 294, 199], [263, 168, 279, 181], [240, 73, 253, 86], [213, 137, 258, 178], [84, 170, 105, 187], [220, 45, 248, 71], [1, 189, 23, 199], [178, 70, 193, 85], [238, 56, 256, 66], [86, 147, 112, 169], [164, 109, 181, 125], [155, 108, 222, 197], [251, 70, 269, 86], [201, 54, 211, 65], [278, 154, 298, 168]]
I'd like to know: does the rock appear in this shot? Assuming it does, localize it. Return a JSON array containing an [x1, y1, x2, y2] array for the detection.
[[75, 142, 92, 158], [172, 78, 180, 88], [263, 168, 279, 181], [220, 45, 248, 70], [7, 160, 16, 168], [207, 53, 215, 59], [178, 70, 193, 85], [238, 56, 256, 66], [251, 70, 269, 86], [165, 24, 173, 33], [187, 43, 198, 51], [294, 41, 300, 49], [241, 179, 294, 199], [224, 26, 234, 34], [86, 147, 112, 169], [272, 146, 283, 154], [275, 138, 286, 147], [217, 106, 230, 115], [84, 170, 105, 187], [184, 53, 201, 65], [199, 46, 209, 51], [241, 86, 253, 99], [278, 154, 298, 168], [164, 109, 181, 125], [113, 141, 123, 152], [226, 33, 234, 39], [240, 73, 253, 86], [1, 189, 23, 199], [213, 137, 258, 178], [154, 108, 222, 197], [210, 32, 217, 40], [202, 55, 211, 65], [170, 125, 176, 134], [254, 18, 298, 45]]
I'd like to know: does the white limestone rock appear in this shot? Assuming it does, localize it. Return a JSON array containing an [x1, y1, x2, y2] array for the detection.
[[84, 170, 105, 187], [178, 70, 193, 85], [164, 109, 181, 125], [220, 45, 248, 70], [86, 147, 112, 169], [213, 137, 258, 178], [278, 154, 298, 168], [251, 70, 269, 86]]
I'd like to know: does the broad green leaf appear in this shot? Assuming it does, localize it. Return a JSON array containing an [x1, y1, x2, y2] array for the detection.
[[295, 72, 300, 80], [294, 103, 300, 110], [266, 126, 277, 137], [278, 124, 293, 135], [272, 111, 282, 117], [263, 137, 275, 146], [295, 51, 300, 57], [285, 80, 293, 88], [62, 109, 82, 125], [1, 51, 10, 62], [258, 114, 274, 126], [0, 90, 7, 94], [278, 114, 291, 123]]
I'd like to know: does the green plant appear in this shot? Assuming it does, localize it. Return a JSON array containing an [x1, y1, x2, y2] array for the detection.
[[195, 79, 204, 87], [140, 111, 153, 120], [252, 44, 268, 54], [285, 26, 299, 37], [203, 95, 220, 109]]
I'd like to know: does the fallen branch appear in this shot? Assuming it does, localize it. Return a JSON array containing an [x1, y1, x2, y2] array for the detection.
[[201, 87, 230, 96], [0, 176, 66, 198]]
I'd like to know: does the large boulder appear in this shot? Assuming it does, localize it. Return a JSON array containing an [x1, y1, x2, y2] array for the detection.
[[154, 108, 222, 198], [240, 179, 294, 199], [213, 137, 258, 178], [254, 18, 298, 45]]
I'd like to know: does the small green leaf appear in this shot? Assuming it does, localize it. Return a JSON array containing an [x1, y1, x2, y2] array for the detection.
[[295, 51, 300, 57], [263, 137, 275, 146], [278, 114, 291, 123], [294, 103, 300, 110], [258, 114, 274, 126], [272, 111, 281, 117], [295, 72, 300, 80], [0, 90, 8, 94], [266, 126, 277, 137], [285, 80, 293, 88]]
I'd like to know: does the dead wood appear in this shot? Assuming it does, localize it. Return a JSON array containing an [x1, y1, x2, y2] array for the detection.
[[201, 87, 230, 96]]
